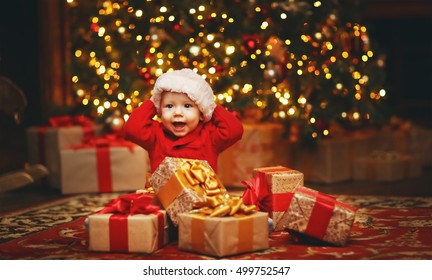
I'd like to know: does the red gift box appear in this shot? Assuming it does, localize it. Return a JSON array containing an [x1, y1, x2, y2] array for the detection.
[[60, 134, 149, 194], [88, 193, 168, 253], [26, 115, 102, 188], [283, 187, 357, 246], [241, 166, 303, 231]]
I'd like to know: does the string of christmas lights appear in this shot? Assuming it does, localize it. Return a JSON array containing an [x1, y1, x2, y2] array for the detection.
[[67, 0, 388, 142]]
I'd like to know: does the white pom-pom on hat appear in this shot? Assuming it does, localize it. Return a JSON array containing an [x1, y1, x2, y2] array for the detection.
[[151, 68, 216, 122]]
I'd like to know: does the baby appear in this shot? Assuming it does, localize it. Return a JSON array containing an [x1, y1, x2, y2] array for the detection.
[[123, 68, 243, 173]]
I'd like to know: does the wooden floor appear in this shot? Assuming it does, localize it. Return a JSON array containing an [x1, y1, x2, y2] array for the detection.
[[1, 166, 431, 214]]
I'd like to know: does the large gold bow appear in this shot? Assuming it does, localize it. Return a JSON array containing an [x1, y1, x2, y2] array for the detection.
[[180, 160, 224, 196], [182, 161, 256, 217]]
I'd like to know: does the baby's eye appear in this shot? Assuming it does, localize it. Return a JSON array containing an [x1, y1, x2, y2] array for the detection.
[[184, 104, 193, 108], [164, 104, 173, 108]]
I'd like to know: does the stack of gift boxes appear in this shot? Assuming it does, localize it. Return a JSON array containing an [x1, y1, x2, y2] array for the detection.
[[351, 118, 428, 182], [85, 157, 357, 257], [26, 115, 150, 194], [28, 115, 432, 256], [217, 121, 427, 185]]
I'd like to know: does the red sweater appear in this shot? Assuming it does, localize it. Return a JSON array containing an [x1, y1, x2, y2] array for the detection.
[[123, 100, 243, 172]]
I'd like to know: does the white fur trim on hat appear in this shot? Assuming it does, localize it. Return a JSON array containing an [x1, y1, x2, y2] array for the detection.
[[151, 68, 216, 122]]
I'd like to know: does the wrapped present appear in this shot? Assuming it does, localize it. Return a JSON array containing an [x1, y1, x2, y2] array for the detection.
[[283, 187, 356, 246], [353, 150, 422, 182], [377, 119, 432, 167], [178, 211, 269, 257], [409, 124, 432, 166], [242, 166, 303, 231], [149, 157, 226, 225], [88, 193, 168, 253], [346, 131, 378, 173], [292, 138, 350, 183], [218, 122, 291, 187], [60, 135, 149, 194], [26, 115, 102, 188], [178, 186, 266, 257], [291, 127, 377, 183]]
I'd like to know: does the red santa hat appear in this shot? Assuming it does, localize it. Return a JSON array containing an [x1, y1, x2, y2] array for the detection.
[[151, 68, 216, 122]]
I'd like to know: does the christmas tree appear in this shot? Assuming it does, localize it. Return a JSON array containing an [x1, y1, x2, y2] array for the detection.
[[67, 0, 387, 142]]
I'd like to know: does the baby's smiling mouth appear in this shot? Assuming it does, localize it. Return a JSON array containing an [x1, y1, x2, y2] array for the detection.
[[172, 121, 186, 128]]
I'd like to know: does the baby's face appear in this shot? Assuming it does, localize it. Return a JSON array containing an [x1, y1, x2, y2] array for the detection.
[[160, 91, 203, 137]]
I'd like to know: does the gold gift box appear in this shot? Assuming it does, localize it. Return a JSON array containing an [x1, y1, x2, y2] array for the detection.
[[178, 211, 269, 257], [284, 187, 356, 246], [249, 166, 304, 231], [149, 157, 226, 225], [253, 166, 304, 194]]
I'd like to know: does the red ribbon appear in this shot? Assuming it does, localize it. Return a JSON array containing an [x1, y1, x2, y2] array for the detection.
[[72, 134, 135, 152], [99, 193, 160, 215], [241, 167, 293, 215], [49, 115, 95, 141], [96, 145, 112, 193], [48, 115, 94, 128], [297, 187, 356, 240], [35, 115, 95, 164], [241, 177, 272, 213], [69, 134, 136, 193], [156, 212, 165, 249], [109, 215, 129, 251], [107, 212, 165, 252], [100, 193, 163, 252], [272, 193, 294, 212]]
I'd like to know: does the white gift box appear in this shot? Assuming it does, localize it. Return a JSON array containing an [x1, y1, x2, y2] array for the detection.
[[292, 132, 377, 184], [292, 138, 351, 183], [60, 141, 149, 194], [26, 123, 102, 188], [88, 211, 168, 253], [353, 151, 422, 182]]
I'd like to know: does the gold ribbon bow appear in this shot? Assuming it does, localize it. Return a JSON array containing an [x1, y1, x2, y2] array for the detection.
[[191, 195, 257, 217], [180, 160, 223, 198], [157, 159, 256, 217], [183, 161, 256, 217]]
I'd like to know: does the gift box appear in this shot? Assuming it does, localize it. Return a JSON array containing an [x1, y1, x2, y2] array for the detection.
[[242, 166, 304, 231], [88, 193, 168, 253], [292, 138, 350, 183], [26, 115, 102, 188], [218, 122, 291, 187], [178, 211, 269, 257], [149, 157, 226, 225], [60, 136, 149, 194], [346, 131, 378, 174], [377, 120, 432, 167], [353, 151, 422, 182], [292, 130, 376, 184], [409, 124, 432, 166], [283, 187, 356, 246]]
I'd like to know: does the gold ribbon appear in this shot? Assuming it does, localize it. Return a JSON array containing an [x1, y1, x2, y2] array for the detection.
[[157, 160, 222, 208], [191, 196, 256, 217], [188, 161, 257, 217], [180, 160, 258, 255], [190, 212, 254, 256], [157, 159, 257, 217]]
